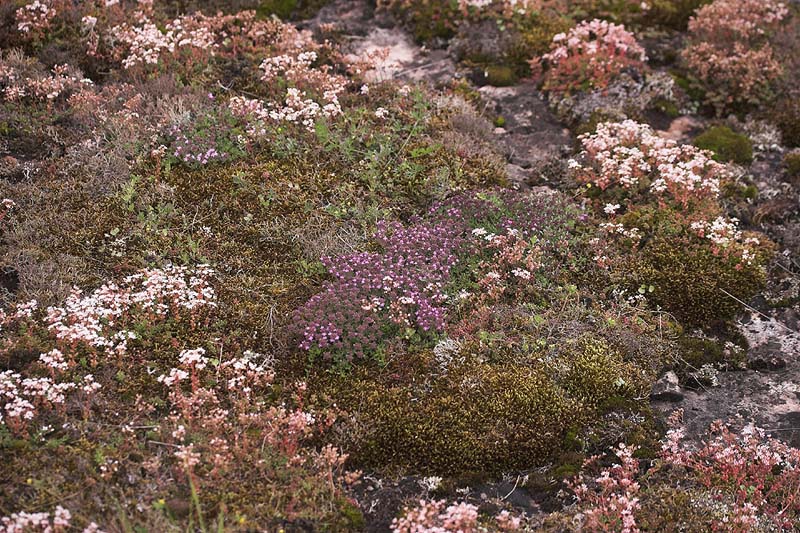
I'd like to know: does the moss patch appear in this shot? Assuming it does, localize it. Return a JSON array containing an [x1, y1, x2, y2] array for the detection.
[[630, 237, 766, 328], [693, 126, 753, 165]]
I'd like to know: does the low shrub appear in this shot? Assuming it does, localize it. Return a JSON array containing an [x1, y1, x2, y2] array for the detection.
[[572, 120, 771, 327], [682, 0, 789, 114]]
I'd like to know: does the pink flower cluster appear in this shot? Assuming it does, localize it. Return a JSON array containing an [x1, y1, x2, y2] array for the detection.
[[105, 10, 265, 69], [392, 499, 522, 532], [683, 0, 789, 112], [470, 227, 543, 304], [101, 10, 337, 77], [575, 120, 724, 206], [570, 443, 642, 533], [156, 346, 354, 494], [532, 19, 647, 94], [261, 48, 348, 96], [228, 95, 272, 138]]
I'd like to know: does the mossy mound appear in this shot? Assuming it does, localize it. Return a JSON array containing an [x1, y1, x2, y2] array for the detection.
[[630, 237, 766, 328], [255, 0, 331, 20], [642, 0, 714, 30], [318, 337, 652, 477], [693, 126, 753, 165], [483, 65, 518, 87], [677, 335, 746, 370]]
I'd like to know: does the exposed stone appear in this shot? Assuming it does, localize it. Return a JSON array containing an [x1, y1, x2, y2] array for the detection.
[[651, 371, 684, 402], [551, 71, 677, 126], [749, 351, 789, 371]]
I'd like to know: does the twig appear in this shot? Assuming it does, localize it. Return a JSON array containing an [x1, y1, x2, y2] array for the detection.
[[720, 288, 799, 335], [147, 440, 180, 448], [501, 475, 521, 501], [391, 58, 454, 78]]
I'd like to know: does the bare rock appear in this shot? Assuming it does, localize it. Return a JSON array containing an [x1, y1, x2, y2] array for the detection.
[[651, 371, 684, 402], [749, 345, 789, 371]]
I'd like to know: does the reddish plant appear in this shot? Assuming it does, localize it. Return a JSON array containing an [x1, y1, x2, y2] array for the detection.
[[531, 19, 647, 95], [682, 0, 789, 113], [662, 417, 800, 531]]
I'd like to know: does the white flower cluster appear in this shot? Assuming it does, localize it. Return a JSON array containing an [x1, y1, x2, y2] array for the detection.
[[178, 347, 209, 369], [39, 348, 68, 373], [16, 0, 55, 34], [690, 216, 761, 264], [261, 51, 318, 79], [221, 350, 274, 393], [599, 222, 642, 242], [0, 371, 74, 426], [157, 368, 189, 387], [0, 506, 103, 533], [271, 87, 343, 130], [44, 265, 216, 356], [578, 120, 724, 203], [110, 15, 219, 69], [229, 87, 344, 133], [690, 216, 742, 248]]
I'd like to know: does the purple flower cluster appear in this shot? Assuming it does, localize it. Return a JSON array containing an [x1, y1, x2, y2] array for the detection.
[[293, 189, 578, 365], [170, 124, 229, 166], [293, 217, 466, 363]]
